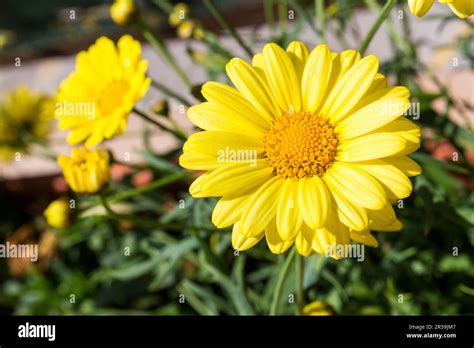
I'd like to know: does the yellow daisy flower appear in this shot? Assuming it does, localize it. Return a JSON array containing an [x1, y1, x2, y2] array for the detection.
[[55, 35, 150, 148], [169, 3, 190, 27], [180, 42, 422, 258], [110, 0, 136, 26], [0, 85, 52, 161], [408, 0, 473, 18], [58, 147, 111, 194], [44, 198, 71, 228], [302, 301, 334, 316]]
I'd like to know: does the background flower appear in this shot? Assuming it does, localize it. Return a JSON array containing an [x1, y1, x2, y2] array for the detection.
[[55, 35, 150, 147]]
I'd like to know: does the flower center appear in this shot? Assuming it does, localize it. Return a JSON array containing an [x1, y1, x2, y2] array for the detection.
[[98, 81, 129, 115], [264, 111, 338, 179]]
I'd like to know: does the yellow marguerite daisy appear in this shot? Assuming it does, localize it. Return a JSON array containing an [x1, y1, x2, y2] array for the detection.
[[110, 0, 136, 25], [169, 3, 190, 27], [0, 85, 52, 161], [44, 198, 71, 228], [408, 0, 474, 18], [55, 35, 150, 147], [58, 147, 111, 194], [180, 42, 422, 257]]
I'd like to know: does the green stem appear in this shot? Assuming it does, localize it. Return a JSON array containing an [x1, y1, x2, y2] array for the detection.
[[270, 247, 296, 315], [264, 0, 276, 31], [278, 0, 288, 34], [136, 19, 192, 88], [150, 79, 193, 107], [365, 0, 412, 57], [108, 171, 189, 203], [358, 0, 397, 55], [315, 0, 326, 43], [133, 108, 187, 141], [284, 0, 319, 38], [151, 0, 173, 13], [295, 253, 305, 315], [203, 0, 254, 58], [99, 193, 220, 233]]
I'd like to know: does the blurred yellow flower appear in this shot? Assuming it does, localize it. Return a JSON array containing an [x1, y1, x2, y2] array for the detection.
[[110, 0, 136, 25], [408, 0, 473, 18], [44, 198, 71, 228], [55, 35, 150, 147], [177, 20, 196, 39], [0, 85, 52, 161], [58, 147, 111, 194], [303, 301, 334, 316], [169, 3, 189, 27], [180, 42, 422, 257]]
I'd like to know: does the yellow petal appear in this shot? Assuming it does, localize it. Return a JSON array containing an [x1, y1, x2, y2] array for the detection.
[[225, 58, 281, 121], [187, 102, 265, 137], [336, 97, 410, 140], [212, 195, 250, 228], [323, 55, 379, 123], [185, 131, 263, 156], [448, 0, 474, 18], [350, 230, 379, 247], [297, 176, 330, 229], [295, 224, 315, 256], [301, 44, 332, 113], [384, 156, 422, 177], [323, 173, 369, 231], [179, 151, 221, 170], [408, 0, 435, 17], [262, 43, 301, 113], [265, 219, 295, 254], [337, 133, 407, 162], [352, 159, 413, 200], [201, 82, 270, 129], [200, 162, 273, 198], [326, 162, 386, 210], [276, 180, 303, 240], [324, 49, 361, 100], [232, 221, 264, 251], [240, 176, 283, 237], [286, 41, 309, 83]]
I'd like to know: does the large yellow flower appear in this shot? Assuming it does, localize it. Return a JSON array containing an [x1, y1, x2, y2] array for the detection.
[[408, 0, 474, 18], [58, 147, 111, 194], [180, 42, 422, 258], [55, 35, 150, 147]]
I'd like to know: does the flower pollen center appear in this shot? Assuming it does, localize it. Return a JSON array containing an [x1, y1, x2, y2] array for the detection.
[[264, 111, 338, 179], [98, 81, 129, 115]]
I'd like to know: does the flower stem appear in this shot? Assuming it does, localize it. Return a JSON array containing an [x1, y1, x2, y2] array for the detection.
[[107, 171, 189, 203], [315, 0, 326, 43], [150, 78, 193, 107], [203, 0, 254, 58], [264, 0, 276, 31], [270, 247, 296, 315], [358, 0, 397, 55], [136, 19, 192, 88], [295, 253, 305, 315], [99, 192, 220, 233], [133, 108, 187, 141], [285, 0, 319, 38]]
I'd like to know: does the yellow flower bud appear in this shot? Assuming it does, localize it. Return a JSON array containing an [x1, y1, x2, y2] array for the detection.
[[58, 147, 111, 194], [44, 198, 71, 228], [169, 3, 190, 27], [110, 0, 136, 26], [302, 301, 335, 316], [177, 20, 196, 39]]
